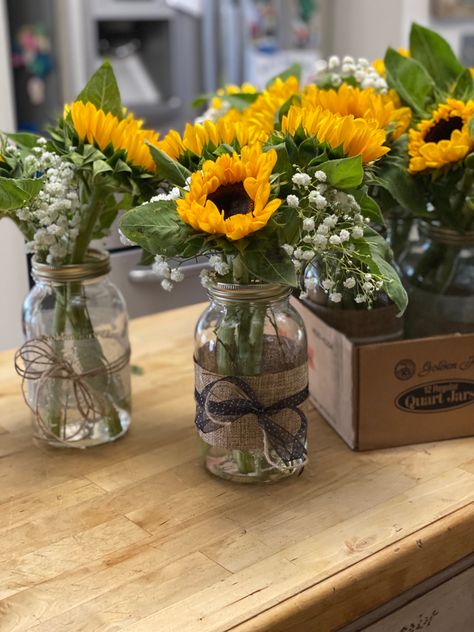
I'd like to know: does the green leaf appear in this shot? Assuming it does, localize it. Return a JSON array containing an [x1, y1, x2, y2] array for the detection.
[[147, 143, 191, 186], [266, 63, 301, 88], [6, 132, 39, 149], [352, 231, 408, 314], [318, 156, 363, 189], [370, 155, 428, 216], [469, 117, 474, 140], [351, 189, 384, 225], [120, 200, 199, 257], [75, 61, 122, 119], [224, 93, 259, 111], [114, 158, 132, 173], [192, 92, 217, 108], [453, 69, 474, 100], [0, 177, 43, 211], [410, 23, 465, 92], [241, 242, 297, 287], [92, 159, 113, 179], [384, 48, 434, 116]]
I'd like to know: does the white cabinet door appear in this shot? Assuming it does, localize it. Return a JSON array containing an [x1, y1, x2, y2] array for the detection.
[[363, 565, 474, 632]]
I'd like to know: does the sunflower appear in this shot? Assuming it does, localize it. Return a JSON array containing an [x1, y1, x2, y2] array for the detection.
[[301, 83, 411, 140], [68, 101, 159, 172], [408, 98, 474, 173], [281, 104, 389, 163], [176, 145, 281, 241], [157, 118, 267, 161]]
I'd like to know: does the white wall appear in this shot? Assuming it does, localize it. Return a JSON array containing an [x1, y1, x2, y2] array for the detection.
[[0, 0, 29, 351], [321, 0, 431, 60]]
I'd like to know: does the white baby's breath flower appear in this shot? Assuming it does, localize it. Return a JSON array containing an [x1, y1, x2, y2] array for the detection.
[[362, 281, 373, 292], [282, 244, 294, 256], [329, 235, 342, 246], [315, 59, 328, 73], [293, 247, 304, 260], [161, 279, 173, 292], [286, 194, 299, 208], [322, 279, 335, 290], [352, 226, 364, 239], [301, 250, 315, 261], [314, 170, 327, 182], [339, 229, 350, 242], [344, 277, 356, 289], [355, 294, 366, 304], [153, 260, 171, 278], [303, 218, 315, 232], [328, 55, 340, 69], [313, 234, 328, 248], [329, 292, 342, 303], [170, 268, 185, 282], [292, 172, 311, 188]]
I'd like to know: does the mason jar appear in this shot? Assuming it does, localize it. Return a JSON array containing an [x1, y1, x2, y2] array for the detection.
[[303, 259, 404, 344], [19, 249, 131, 447], [194, 283, 308, 483], [398, 223, 474, 338]]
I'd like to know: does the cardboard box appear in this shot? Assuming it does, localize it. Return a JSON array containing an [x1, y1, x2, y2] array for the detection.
[[294, 299, 474, 450]]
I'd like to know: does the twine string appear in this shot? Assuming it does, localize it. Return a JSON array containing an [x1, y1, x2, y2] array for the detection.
[[14, 336, 130, 447]]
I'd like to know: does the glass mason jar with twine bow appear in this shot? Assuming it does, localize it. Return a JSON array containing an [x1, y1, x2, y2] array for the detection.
[[194, 283, 308, 483], [17, 249, 131, 447], [399, 222, 474, 338]]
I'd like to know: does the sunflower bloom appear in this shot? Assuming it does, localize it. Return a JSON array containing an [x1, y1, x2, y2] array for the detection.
[[281, 105, 389, 163], [68, 101, 159, 172], [302, 83, 411, 140], [176, 145, 281, 241], [157, 118, 267, 161], [408, 98, 474, 173]]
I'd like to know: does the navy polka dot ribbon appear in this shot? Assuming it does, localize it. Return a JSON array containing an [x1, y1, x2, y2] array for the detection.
[[195, 375, 308, 467]]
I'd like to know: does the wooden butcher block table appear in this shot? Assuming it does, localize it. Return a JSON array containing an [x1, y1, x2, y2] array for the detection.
[[0, 303, 474, 632]]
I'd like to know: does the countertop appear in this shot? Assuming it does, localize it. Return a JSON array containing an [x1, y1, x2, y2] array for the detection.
[[0, 303, 473, 631]]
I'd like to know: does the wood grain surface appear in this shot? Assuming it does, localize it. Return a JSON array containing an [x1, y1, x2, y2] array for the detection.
[[0, 302, 473, 631]]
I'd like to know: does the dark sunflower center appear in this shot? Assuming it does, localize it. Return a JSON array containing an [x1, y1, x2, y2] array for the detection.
[[424, 116, 463, 143], [208, 183, 254, 219]]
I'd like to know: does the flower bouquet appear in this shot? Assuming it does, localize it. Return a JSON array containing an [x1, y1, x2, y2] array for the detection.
[[120, 69, 407, 481], [0, 62, 161, 446], [378, 24, 474, 336]]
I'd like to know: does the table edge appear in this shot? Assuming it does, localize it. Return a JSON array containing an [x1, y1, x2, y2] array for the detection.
[[229, 502, 474, 632]]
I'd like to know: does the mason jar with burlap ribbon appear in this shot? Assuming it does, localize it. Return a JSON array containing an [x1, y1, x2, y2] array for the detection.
[[194, 283, 309, 483]]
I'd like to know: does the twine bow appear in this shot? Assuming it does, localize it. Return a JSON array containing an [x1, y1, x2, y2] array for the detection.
[[14, 337, 130, 447], [195, 376, 308, 471]]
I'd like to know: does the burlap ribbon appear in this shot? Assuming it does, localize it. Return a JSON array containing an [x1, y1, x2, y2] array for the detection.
[[195, 361, 308, 471], [14, 336, 130, 446]]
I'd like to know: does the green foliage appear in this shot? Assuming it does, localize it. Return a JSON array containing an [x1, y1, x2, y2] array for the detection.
[[148, 144, 191, 186], [75, 60, 123, 119], [241, 241, 298, 287], [409, 23, 464, 92], [266, 63, 301, 88], [352, 229, 408, 314], [0, 177, 43, 211], [318, 156, 364, 189], [384, 48, 434, 116], [120, 200, 203, 258]]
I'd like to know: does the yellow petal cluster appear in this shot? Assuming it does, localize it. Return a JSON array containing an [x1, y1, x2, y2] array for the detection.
[[157, 118, 266, 161], [281, 104, 390, 163], [176, 145, 281, 241], [302, 83, 411, 140], [158, 76, 300, 161], [408, 98, 474, 173], [68, 101, 159, 172]]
